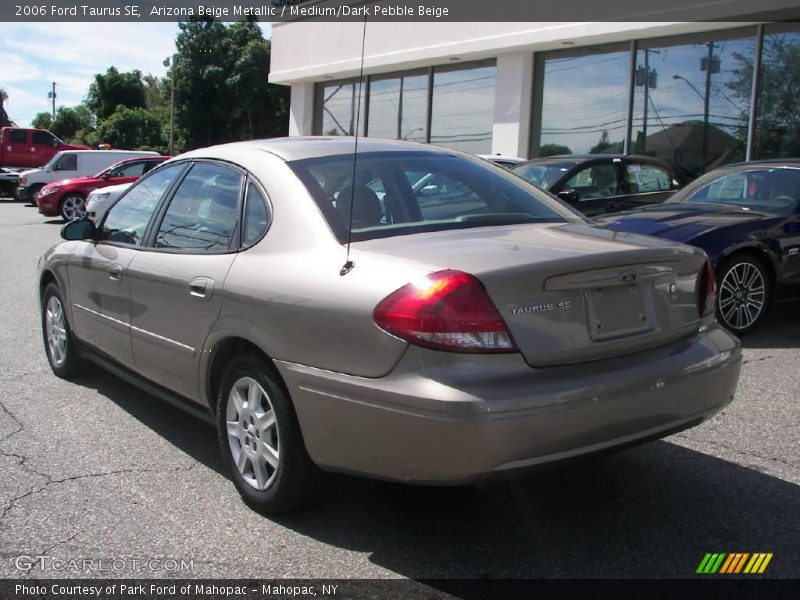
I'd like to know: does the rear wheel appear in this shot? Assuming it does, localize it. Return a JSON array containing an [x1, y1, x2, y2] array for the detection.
[[60, 194, 86, 222], [216, 355, 322, 514], [41, 283, 85, 378], [716, 254, 770, 335]]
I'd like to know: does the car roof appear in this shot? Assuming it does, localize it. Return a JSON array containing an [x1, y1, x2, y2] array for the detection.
[[177, 137, 461, 163], [713, 158, 800, 169]]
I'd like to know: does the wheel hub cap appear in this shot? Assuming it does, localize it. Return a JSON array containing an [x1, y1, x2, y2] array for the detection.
[[719, 262, 765, 330], [225, 377, 280, 491], [45, 296, 68, 367]]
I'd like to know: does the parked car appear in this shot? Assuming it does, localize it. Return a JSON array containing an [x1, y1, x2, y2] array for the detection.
[[39, 138, 741, 513], [85, 182, 132, 224], [16, 149, 160, 203], [511, 154, 687, 217], [37, 156, 170, 222], [0, 127, 89, 170], [597, 160, 800, 334], [478, 154, 526, 168]]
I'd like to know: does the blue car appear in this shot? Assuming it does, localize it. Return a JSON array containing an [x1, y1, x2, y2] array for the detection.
[[597, 160, 800, 335]]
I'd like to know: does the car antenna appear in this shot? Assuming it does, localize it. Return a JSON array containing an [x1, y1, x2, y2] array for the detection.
[[340, 14, 368, 277]]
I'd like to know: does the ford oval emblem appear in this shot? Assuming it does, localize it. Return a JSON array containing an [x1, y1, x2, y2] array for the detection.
[[622, 273, 637, 283]]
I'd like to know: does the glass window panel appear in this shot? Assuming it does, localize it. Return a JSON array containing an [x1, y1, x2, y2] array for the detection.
[[155, 163, 242, 252], [430, 64, 495, 153], [243, 183, 271, 246], [564, 164, 620, 198], [10, 130, 27, 144], [32, 131, 55, 145], [685, 168, 800, 215], [399, 74, 428, 142], [368, 73, 429, 142], [633, 30, 756, 177], [318, 80, 366, 137], [753, 24, 800, 159], [368, 77, 401, 139], [538, 49, 630, 157], [626, 163, 672, 192]]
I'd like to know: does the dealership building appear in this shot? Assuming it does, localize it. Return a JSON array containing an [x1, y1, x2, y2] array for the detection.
[[269, 1, 800, 177]]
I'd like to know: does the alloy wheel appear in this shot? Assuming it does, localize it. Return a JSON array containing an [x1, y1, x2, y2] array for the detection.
[[718, 261, 766, 331], [45, 296, 68, 367], [225, 376, 280, 491], [61, 196, 86, 221]]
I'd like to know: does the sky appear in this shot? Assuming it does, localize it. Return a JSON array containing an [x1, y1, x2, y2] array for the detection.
[[1, 22, 271, 129]]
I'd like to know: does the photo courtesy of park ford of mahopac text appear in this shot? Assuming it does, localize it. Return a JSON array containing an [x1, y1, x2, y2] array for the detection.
[[1, 0, 800, 599]]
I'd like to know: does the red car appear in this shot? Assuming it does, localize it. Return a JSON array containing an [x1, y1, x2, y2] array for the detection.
[[37, 155, 170, 221]]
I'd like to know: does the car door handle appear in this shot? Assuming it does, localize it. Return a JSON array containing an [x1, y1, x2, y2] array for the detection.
[[189, 277, 214, 299], [108, 265, 123, 282]]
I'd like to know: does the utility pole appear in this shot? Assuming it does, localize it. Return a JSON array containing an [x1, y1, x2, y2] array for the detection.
[[47, 82, 57, 119], [163, 56, 176, 156], [635, 50, 658, 153], [700, 42, 719, 173]]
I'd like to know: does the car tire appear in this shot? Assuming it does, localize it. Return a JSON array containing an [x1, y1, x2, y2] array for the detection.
[[41, 282, 85, 379], [60, 194, 87, 222], [27, 184, 44, 205], [716, 254, 770, 336], [216, 354, 322, 514]]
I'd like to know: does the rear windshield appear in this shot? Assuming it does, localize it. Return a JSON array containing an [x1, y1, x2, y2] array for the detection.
[[679, 167, 800, 215], [512, 161, 577, 189], [289, 152, 579, 243]]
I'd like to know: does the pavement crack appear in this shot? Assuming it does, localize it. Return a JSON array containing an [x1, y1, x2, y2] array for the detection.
[[742, 354, 775, 365], [0, 397, 25, 442]]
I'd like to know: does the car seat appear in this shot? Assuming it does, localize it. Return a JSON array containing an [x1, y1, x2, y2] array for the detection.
[[336, 186, 383, 229]]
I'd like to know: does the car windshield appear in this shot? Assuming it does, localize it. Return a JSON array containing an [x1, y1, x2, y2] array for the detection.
[[289, 152, 581, 242], [511, 161, 577, 189], [679, 168, 800, 215]]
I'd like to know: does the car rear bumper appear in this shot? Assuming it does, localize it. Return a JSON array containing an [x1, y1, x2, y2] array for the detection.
[[275, 324, 741, 484]]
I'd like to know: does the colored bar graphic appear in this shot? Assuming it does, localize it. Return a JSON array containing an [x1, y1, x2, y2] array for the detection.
[[701, 553, 773, 574]]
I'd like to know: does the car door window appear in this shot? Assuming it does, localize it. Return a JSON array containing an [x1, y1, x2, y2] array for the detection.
[[153, 163, 243, 252], [99, 163, 185, 246], [9, 130, 27, 144], [110, 161, 147, 178], [243, 182, 271, 247], [685, 169, 800, 215], [53, 153, 77, 172], [564, 164, 620, 199], [32, 131, 56, 145], [626, 164, 672, 193]]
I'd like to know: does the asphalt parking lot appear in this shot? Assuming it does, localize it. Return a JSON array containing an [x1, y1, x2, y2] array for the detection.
[[0, 198, 797, 581]]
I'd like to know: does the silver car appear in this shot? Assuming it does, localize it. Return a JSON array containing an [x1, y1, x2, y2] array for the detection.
[[39, 138, 741, 513]]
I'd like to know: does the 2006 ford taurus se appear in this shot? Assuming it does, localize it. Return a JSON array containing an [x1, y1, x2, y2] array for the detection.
[[39, 138, 741, 513]]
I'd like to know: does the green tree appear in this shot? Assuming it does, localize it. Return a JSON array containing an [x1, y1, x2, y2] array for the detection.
[[31, 112, 53, 130], [727, 34, 800, 158], [96, 106, 164, 150], [590, 130, 612, 154], [86, 67, 147, 120], [0, 88, 13, 127], [51, 105, 95, 142], [539, 143, 572, 156]]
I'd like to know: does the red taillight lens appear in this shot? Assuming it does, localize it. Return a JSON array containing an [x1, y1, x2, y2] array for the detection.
[[373, 270, 518, 353], [698, 259, 717, 318]]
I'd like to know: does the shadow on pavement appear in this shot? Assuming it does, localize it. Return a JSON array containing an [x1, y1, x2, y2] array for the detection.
[[740, 301, 800, 350], [75, 368, 799, 580]]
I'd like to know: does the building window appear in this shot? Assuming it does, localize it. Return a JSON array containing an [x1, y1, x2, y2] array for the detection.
[[537, 46, 630, 157], [316, 79, 366, 137], [753, 23, 800, 159], [633, 28, 756, 177], [430, 62, 496, 153], [367, 72, 428, 142]]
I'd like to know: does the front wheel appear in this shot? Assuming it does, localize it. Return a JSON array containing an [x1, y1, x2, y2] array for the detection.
[[60, 194, 86, 222], [41, 283, 85, 378], [716, 255, 770, 335], [216, 355, 322, 514]]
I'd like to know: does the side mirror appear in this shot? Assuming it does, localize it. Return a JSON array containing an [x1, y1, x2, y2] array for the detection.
[[61, 218, 96, 241], [52, 164, 61, 171], [52, 140, 60, 148], [101, 172, 111, 179], [558, 190, 579, 203]]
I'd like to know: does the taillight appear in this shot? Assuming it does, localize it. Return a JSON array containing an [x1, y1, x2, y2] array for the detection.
[[698, 259, 717, 318], [373, 270, 518, 353]]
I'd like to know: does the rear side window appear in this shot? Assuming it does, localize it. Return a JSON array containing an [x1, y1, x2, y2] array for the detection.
[[289, 151, 576, 243], [99, 163, 185, 245], [626, 164, 672, 193], [32, 131, 56, 145], [9, 130, 27, 144], [153, 163, 243, 252], [243, 182, 270, 246]]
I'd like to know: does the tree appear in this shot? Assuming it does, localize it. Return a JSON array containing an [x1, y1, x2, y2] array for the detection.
[[96, 107, 164, 150], [727, 34, 800, 158], [86, 67, 147, 120], [590, 130, 612, 154], [31, 112, 53, 130], [539, 143, 572, 156], [51, 105, 94, 142], [0, 88, 14, 127]]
